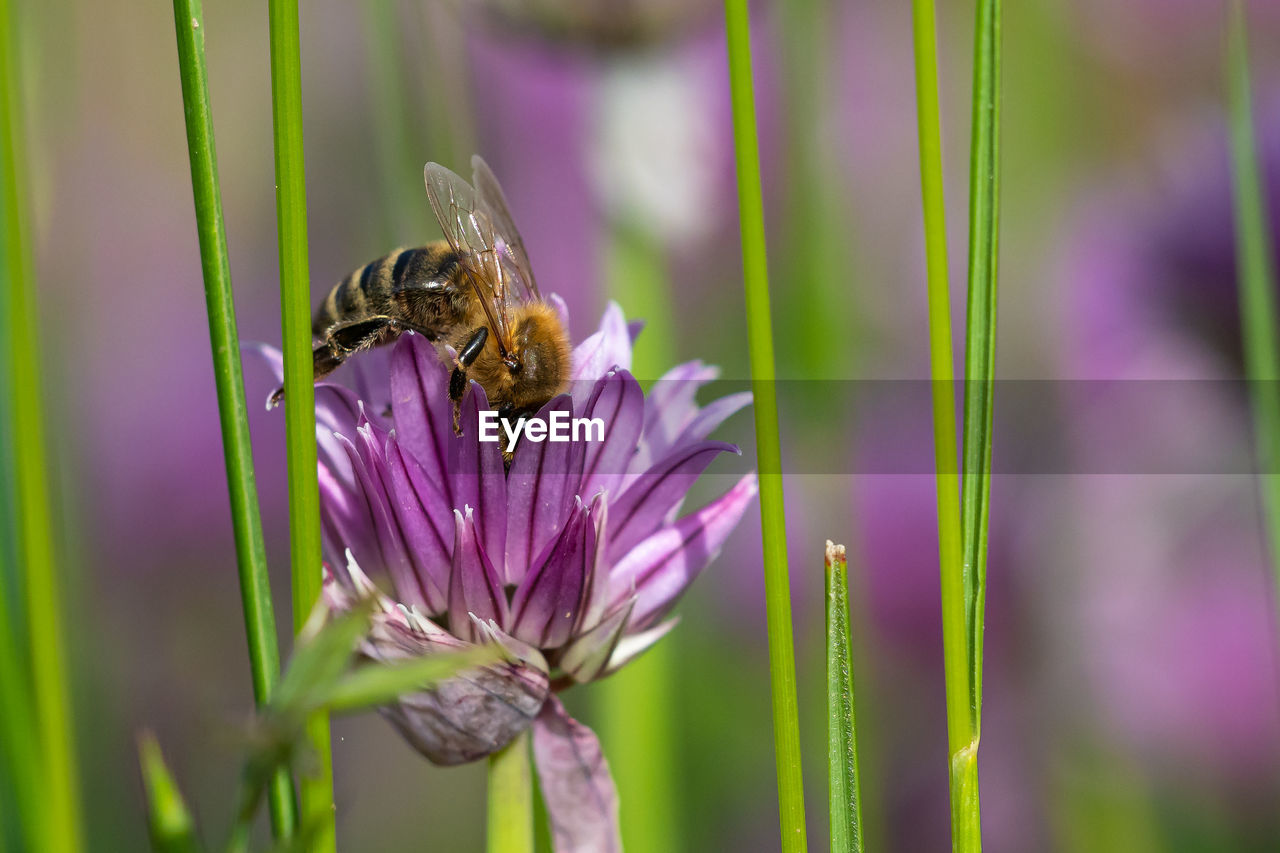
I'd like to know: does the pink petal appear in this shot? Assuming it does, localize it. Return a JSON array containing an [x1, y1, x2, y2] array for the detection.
[[388, 334, 455, 504], [448, 508, 509, 641], [510, 497, 594, 649], [532, 697, 621, 853], [608, 473, 758, 629], [569, 301, 631, 389], [451, 383, 508, 571], [505, 395, 585, 584]]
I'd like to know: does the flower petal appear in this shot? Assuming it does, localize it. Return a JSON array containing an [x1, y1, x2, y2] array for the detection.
[[608, 473, 758, 629], [505, 395, 584, 584], [559, 597, 634, 684], [389, 334, 454, 503], [605, 617, 678, 676], [383, 433, 453, 608], [569, 301, 630, 388], [337, 432, 434, 612], [369, 614, 549, 766], [451, 383, 508, 568], [448, 508, 509, 642], [532, 697, 621, 853], [510, 497, 594, 649], [639, 360, 719, 457], [578, 369, 644, 502], [607, 440, 740, 564]]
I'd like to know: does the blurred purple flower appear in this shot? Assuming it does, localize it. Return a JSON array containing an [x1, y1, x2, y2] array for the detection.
[[280, 302, 754, 851], [1059, 92, 1280, 786]]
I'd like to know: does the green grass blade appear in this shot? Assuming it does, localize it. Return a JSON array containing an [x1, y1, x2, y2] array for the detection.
[[487, 730, 534, 853], [1226, 2, 1280, 631], [722, 1, 808, 850], [956, 0, 1004, 846], [138, 733, 205, 853], [0, 1, 83, 849], [825, 542, 864, 853], [264, 0, 332, 848], [908, 0, 973, 784], [321, 647, 496, 713], [169, 0, 297, 838], [962, 0, 1002, 737]]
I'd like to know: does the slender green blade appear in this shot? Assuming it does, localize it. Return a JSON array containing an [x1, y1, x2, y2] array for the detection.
[[322, 647, 496, 713], [962, 0, 1002, 738], [955, 0, 1004, 846], [0, 0, 83, 849], [825, 543, 864, 853], [1226, 2, 1280, 631], [908, 1, 982, 849], [721, 1, 808, 850], [487, 730, 534, 853], [169, 0, 297, 837], [264, 0, 332, 847], [138, 734, 205, 853]]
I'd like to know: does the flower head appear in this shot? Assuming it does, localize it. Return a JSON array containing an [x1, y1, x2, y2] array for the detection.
[[295, 301, 754, 850]]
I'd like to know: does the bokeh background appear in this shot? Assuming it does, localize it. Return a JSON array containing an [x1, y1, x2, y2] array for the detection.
[[11, 0, 1280, 849]]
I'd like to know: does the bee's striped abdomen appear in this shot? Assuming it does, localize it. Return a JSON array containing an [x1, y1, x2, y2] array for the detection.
[[312, 243, 460, 338]]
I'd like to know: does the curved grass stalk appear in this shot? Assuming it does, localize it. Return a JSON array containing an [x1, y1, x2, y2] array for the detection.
[[722, 1, 808, 850]]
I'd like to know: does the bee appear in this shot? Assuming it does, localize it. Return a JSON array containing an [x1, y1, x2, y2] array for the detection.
[[278, 156, 571, 431]]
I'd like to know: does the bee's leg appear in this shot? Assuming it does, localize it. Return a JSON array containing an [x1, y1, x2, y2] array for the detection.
[[269, 339, 343, 409], [450, 327, 489, 434], [270, 318, 394, 409]]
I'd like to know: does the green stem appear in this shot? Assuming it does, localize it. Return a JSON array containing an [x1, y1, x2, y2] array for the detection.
[[955, 0, 1004, 846], [722, 2, 808, 851], [169, 0, 297, 838], [0, 1, 82, 850], [264, 0, 332, 847], [487, 731, 534, 853], [909, 0, 972, 780], [825, 542, 864, 853], [1227, 2, 1280, 641]]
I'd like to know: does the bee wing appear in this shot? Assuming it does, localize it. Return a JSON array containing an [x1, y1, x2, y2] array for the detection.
[[471, 155, 541, 301], [423, 162, 514, 350]]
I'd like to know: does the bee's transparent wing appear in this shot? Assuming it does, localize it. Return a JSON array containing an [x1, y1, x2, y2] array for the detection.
[[423, 162, 513, 349], [471, 155, 540, 301]]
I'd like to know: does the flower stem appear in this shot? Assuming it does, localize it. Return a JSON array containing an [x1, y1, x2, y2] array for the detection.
[[722, 2, 808, 851], [264, 0, 332, 848], [0, 1, 83, 850], [1226, 2, 1280, 638], [169, 0, 297, 838], [487, 730, 534, 853]]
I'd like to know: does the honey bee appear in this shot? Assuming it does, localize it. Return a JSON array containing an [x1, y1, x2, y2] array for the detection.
[[279, 156, 570, 429]]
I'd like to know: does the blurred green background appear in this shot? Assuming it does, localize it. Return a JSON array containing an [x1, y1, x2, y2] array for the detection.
[[7, 0, 1280, 849]]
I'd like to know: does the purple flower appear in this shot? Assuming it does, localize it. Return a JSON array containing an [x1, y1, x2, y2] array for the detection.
[[1056, 91, 1280, 789], [290, 302, 754, 851]]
